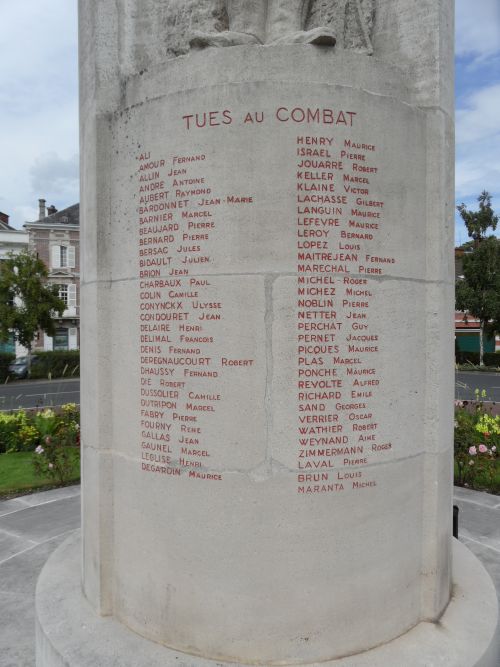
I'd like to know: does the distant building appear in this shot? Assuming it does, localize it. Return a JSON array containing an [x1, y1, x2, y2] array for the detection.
[[0, 212, 29, 354], [0, 211, 29, 261], [24, 199, 80, 351]]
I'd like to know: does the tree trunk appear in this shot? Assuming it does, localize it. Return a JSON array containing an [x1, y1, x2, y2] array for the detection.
[[479, 322, 484, 367], [27, 345, 32, 377]]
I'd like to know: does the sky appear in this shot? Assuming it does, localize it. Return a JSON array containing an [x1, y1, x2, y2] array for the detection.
[[0, 0, 499, 243]]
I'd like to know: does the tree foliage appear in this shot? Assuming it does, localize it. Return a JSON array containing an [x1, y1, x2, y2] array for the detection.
[[0, 251, 66, 355], [456, 238, 500, 329], [457, 190, 498, 244], [456, 192, 500, 365]]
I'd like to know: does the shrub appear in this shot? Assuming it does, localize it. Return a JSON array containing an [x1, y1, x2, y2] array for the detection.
[[0, 403, 80, 456], [32, 404, 80, 484], [454, 398, 499, 491], [0, 353, 15, 382], [0, 410, 30, 453], [28, 350, 80, 379], [455, 351, 500, 367]]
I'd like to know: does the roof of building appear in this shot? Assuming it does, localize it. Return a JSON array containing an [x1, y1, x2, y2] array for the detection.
[[0, 218, 15, 231], [25, 203, 80, 228]]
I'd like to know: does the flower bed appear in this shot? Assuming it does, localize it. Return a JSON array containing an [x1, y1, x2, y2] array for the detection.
[[2, 399, 498, 495], [0, 404, 80, 492], [455, 391, 500, 493]]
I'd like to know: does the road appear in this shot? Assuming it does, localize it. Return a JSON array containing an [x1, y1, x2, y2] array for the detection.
[[455, 371, 500, 402], [0, 372, 498, 412], [0, 378, 80, 412]]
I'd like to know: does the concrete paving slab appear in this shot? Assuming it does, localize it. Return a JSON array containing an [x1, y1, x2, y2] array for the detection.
[[19, 485, 81, 506], [458, 504, 500, 553], [0, 487, 80, 518], [0, 531, 36, 563], [454, 487, 500, 661], [0, 495, 80, 543], [0, 485, 81, 667], [461, 534, 500, 595], [454, 486, 500, 509], [455, 491, 500, 598], [0, 498, 33, 517], [0, 535, 71, 667]]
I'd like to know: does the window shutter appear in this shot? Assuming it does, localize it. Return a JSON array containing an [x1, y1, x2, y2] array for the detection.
[[52, 245, 60, 269], [68, 284, 77, 307], [68, 246, 76, 268], [68, 328, 78, 350]]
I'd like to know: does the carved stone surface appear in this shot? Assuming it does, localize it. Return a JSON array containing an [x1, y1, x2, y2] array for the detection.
[[118, 0, 228, 69], [190, 0, 337, 48], [308, 0, 374, 53], [118, 0, 373, 73]]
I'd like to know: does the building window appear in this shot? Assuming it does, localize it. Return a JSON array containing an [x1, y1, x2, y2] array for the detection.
[[0, 332, 15, 354], [58, 284, 68, 306], [56, 283, 76, 312], [53, 328, 69, 351], [51, 245, 75, 269]]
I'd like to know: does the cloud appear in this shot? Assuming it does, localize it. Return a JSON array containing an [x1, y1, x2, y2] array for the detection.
[[0, 94, 79, 226], [456, 0, 500, 59], [15, 205, 40, 225], [456, 83, 500, 144], [0, 1, 78, 228], [456, 150, 500, 201], [455, 82, 500, 200], [30, 152, 79, 197]]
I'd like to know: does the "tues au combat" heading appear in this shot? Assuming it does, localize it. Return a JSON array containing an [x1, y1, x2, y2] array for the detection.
[[182, 107, 357, 130]]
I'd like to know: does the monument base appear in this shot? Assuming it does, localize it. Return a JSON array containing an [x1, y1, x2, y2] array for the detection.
[[36, 532, 498, 667]]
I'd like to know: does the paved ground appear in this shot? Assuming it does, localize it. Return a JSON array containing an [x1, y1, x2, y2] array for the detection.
[[0, 486, 80, 667], [0, 485, 498, 667]]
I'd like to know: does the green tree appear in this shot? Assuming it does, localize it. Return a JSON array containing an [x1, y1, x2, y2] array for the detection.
[[456, 237, 500, 366], [457, 191, 498, 246], [456, 192, 500, 366], [0, 251, 66, 374]]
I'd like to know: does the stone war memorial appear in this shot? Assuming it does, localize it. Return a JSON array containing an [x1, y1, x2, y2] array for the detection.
[[36, 1, 499, 665]]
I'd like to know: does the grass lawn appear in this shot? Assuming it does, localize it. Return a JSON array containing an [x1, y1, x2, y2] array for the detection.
[[0, 451, 80, 497]]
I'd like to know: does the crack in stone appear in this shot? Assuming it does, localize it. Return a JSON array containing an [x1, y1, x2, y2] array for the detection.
[[101, 448, 427, 478], [82, 272, 452, 288], [264, 273, 277, 478]]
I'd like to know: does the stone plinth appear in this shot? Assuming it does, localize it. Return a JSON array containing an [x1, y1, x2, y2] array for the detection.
[[36, 534, 500, 666], [36, 1, 499, 665]]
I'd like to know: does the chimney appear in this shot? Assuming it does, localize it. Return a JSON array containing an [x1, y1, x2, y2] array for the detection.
[[38, 198, 46, 220], [0, 212, 9, 225], [47, 205, 58, 216]]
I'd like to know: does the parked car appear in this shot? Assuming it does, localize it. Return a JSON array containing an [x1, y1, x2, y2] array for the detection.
[[8, 355, 40, 379]]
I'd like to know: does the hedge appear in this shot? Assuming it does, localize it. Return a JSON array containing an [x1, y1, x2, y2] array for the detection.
[[29, 351, 80, 379], [456, 350, 500, 367], [0, 353, 15, 382]]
